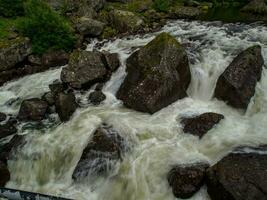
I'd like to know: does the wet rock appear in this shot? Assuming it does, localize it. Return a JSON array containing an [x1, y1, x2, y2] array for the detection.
[[0, 135, 25, 164], [18, 98, 48, 121], [206, 146, 267, 200], [117, 32, 191, 114], [214, 45, 264, 110], [95, 83, 105, 91], [241, 0, 267, 15], [73, 124, 126, 179], [55, 92, 77, 122], [61, 50, 108, 89], [109, 10, 144, 33], [0, 112, 6, 122], [103, 51, 120, 72], [49, 80, 66, 95], [168, 163, 209, 199], [0, 161, 10, 187], [0, 37, 32, 72], [41, 50, 69, 67], [88, 91, 106, 105], [181, 113, 224, 138], [0, 120, 17, 140], [42, 92, 55, 106], [76, 17, 105, 37]]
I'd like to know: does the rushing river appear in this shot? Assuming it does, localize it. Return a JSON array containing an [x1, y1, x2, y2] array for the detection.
[[0, 20, 267, 200]]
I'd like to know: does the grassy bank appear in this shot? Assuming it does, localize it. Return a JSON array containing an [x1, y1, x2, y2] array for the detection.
[[0, 0, 75, 55]]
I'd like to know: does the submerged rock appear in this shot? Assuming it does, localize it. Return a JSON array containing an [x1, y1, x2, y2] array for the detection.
[[61, 50, 108, 89], [49, 80, 66, 94], [0, 120, 17, 140], [55, 92, 77, 122], [109, 9, 144, 33], [168, 163, 209, 199], [88, 91, 106, 105], [0, 161, 10, 187], [206, 146, 267, 200], [0, 37, 31, 72], [214, 45, 264, 110], [181, 113, 224, 138], [73, 124, 126, 179], [18, 98, 48, 121], [117, 32, 191, 114], [0, 135, 25, 164]]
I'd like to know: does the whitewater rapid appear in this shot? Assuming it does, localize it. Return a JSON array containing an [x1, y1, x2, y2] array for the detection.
[[0, 20, 267, 200]]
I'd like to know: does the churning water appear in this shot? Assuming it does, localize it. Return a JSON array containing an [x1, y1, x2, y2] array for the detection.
[[0, 20, 267, 200]]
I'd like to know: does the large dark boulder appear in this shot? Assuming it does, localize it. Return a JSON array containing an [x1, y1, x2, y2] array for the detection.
[[0, 161, 10, 187], [206, 146, 267, 200], [117, 32, 191, 114], [55, 92, 77, 122], [18, 98, 48, 121], [61, 50, 108, 89], [72, 124, 126, 180], [168, 163, 209, 199], [181, 113, 224, 138], [214, 45, 264, 110], [0, 120, 17, 140]]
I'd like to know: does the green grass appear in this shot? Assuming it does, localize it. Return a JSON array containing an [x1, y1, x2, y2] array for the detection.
[[17, 0, 75, 55], [0, 17, 23, 40]]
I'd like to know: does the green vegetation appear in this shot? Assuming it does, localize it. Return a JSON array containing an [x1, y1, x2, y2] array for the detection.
[[153, 0, 172, 12], [0, 0, 25, 17], [17, 0, 75, 54]]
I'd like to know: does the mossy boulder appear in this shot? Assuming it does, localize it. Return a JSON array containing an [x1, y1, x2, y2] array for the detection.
[[241, 0, 267, 15], [109, 9, 144, 33], [0, 37, 32, 72], [75, 17, 105, 37], [117, 32, 191, 114], [168, 6, 203, 19], [126, 0, 153, 12], [61, 50, 108, 89]]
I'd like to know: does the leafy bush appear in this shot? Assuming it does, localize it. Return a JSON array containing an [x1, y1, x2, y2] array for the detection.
[[153, 0, 172, 12], [0, 0, 25, 17], [17, 0, 75, 55]]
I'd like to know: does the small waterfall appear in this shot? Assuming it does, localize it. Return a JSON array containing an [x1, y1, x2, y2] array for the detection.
[[0, 20, 267, 200]]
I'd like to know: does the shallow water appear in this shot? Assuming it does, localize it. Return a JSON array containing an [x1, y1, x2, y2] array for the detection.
[[0, 20, 267, 200]]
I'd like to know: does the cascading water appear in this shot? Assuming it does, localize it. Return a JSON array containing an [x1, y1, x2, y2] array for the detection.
[[0, 20, 267, 200]]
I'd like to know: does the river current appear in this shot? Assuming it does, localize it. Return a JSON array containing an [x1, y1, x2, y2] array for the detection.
[[0, 20, 267, 200]]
